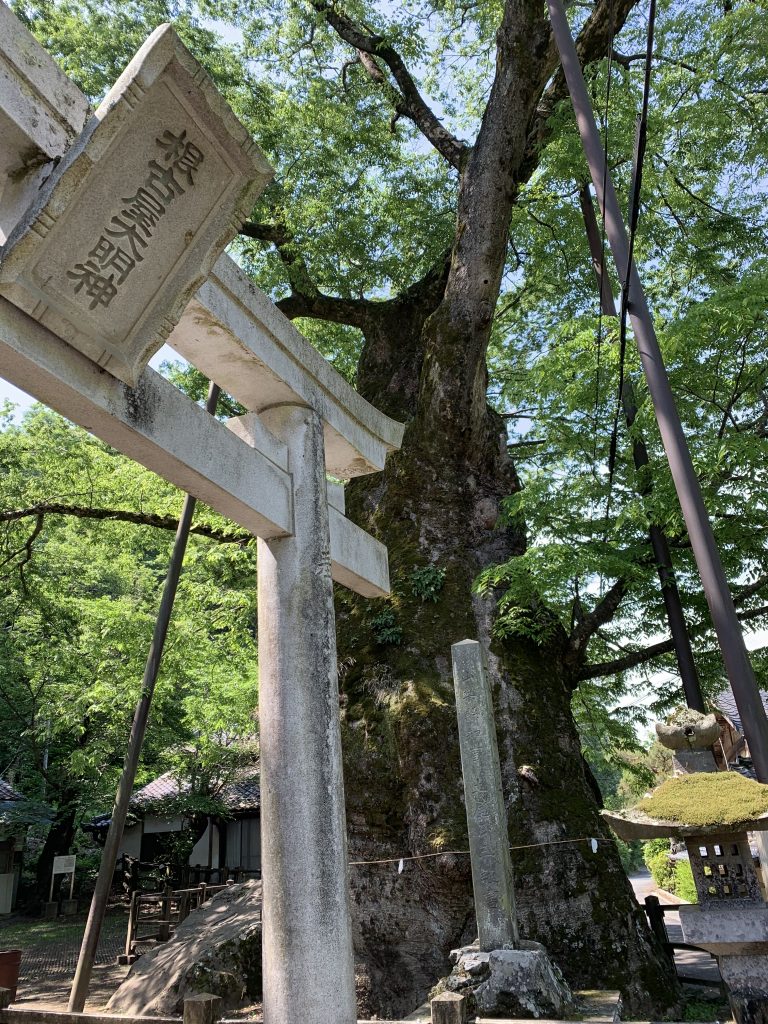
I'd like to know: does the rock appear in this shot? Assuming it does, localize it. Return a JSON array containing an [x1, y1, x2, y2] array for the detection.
[[108, 880, 262, 1015], [440, 942, 575, 1019]]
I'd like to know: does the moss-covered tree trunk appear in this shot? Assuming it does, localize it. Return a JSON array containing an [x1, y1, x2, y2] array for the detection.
[[338, 303, 678, 1018]]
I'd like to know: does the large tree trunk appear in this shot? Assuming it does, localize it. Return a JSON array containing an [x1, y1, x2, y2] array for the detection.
[[36, 788, 79, 898], [337, 299, 678, 1017]]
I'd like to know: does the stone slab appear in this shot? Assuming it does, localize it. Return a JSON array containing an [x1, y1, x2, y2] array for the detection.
[[680, 904, 768, 955], [0, 23, 273, 385], [601, 807, 768, 842], [0, 294, 292, 541], [169, 255, 405, 477], [0, 3, 90, 243], [451, 639, 518, 951]]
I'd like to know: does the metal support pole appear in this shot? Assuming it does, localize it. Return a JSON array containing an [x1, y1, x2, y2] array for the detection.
[[578, 184, 704, 711], [549, 0, 768, 778], [68, 380, 220, 1011]]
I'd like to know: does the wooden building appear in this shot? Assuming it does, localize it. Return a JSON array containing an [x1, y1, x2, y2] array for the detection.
[[87, 766, 261, 880]]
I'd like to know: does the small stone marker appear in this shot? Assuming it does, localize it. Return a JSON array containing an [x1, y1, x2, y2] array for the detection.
[[431, 990, 466, 1024], [183, 992, 222, 1024], [451, 639, 519, 951], [0, 23, 273, 385]]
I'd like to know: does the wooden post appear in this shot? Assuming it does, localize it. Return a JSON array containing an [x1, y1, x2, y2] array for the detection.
[[644, 895, 672, 962], [183, 993, 222, 1024], [0, 988, 12, 1010], [68, 382, 220, 1011], [431, 991, 466, 1024], [127, 890, 138, 957], [158, 884, 171, 942]]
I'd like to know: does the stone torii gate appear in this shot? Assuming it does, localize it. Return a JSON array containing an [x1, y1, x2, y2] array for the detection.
[[0, 8, 403, 1023]]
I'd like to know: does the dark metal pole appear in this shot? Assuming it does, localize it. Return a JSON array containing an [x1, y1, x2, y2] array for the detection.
[[68, 380, 221, 1011], [548, 0, 768, 779], [578, 184, 705, 711]]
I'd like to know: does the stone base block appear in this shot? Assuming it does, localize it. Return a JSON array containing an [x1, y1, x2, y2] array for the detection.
[[680, 905, 768, 955], [443, 942, 575, 1020], [42, 901, 58, 919], [60, 898, 78, 916], [720, 955, 768, 1024]]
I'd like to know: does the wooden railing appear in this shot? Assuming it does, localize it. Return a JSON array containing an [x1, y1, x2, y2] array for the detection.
[[121, 877, 259, 963]]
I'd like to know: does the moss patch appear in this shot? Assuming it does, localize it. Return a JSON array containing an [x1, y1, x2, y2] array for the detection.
[[638, 773, 768, 828]]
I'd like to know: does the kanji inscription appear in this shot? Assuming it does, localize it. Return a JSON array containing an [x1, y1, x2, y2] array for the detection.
[[0, 23, 273, 386], [66, 130, 204, 311]]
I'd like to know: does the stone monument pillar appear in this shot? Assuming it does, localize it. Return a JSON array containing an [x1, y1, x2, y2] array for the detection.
[[444, 640, 574, 1019], [257, 405, 356, 1024], [451, 639, 518, 950]]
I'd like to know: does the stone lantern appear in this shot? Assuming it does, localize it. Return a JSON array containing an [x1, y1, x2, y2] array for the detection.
[[603, 709, 768, 1024]]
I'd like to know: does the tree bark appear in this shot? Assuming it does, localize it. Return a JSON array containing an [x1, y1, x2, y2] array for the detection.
[[36, 789, 79, 898], [336, 307, 678, 1017]]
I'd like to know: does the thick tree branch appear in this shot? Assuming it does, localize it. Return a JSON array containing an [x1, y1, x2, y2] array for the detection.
[[0, 504, 250, 545], [240, 220, 378, 328], [566, 576, 628, 669], [576, 580, 768, 682], [310, 1, 467, 169]]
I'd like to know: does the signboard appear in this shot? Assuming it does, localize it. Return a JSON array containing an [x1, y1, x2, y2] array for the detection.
[[52, 854, 76, 875], [0, 23, 273, 385]]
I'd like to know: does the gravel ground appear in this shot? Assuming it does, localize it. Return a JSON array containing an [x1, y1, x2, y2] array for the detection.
[[0, 908, 134, 1009]]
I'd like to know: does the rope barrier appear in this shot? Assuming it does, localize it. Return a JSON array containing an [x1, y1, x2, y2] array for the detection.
[[348, 834, 619, 868]]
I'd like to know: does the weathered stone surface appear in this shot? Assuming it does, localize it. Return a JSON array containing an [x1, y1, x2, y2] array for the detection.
[[680, 905, 768, 956], [170, 254, 406, 478], [719, 954, 768, 1024], [0, 23, 273, 385], [442, 943, 575, 1019], [108, 880, 262, 1014], [0, 2, 89, 243], [451, 639, 518, 952], [257, 405, 357, 1024], [656, 711, 721, 751]]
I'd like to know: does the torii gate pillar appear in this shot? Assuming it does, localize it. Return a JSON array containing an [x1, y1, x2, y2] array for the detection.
[[257, 404, 357, 1024]]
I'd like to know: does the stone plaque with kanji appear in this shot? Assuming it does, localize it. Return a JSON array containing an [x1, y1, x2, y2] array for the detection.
[[0, 23, 273, 385]]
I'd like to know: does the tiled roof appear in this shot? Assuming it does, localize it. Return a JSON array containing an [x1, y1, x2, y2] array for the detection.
[[713, 686, 768, 739], [132, 766, 260, 813], [0, 779, 22, 802]]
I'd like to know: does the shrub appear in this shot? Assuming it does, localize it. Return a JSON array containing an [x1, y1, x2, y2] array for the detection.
[[675, 859, 698, 903], [643, 838, 675, 892]]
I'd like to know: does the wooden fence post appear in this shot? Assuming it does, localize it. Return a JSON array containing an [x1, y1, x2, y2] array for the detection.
[[183, 993, 222, 1024], [431, 991, 466, 1024], [644, 895, 673, 962]]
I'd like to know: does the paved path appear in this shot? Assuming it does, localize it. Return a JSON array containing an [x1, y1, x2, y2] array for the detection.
[[628, 871, 722, 988]]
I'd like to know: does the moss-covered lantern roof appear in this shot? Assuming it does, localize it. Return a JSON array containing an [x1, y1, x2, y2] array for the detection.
[[601, 772, 768, 842]]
